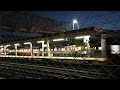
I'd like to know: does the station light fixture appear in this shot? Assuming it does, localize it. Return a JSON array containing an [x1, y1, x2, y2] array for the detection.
[[5, 45, 10, 47], [24, 42, 32, 56], [75, 35, 90, 39], [24, 42, 31, 45], [37, 41, 45, 43], [53, 38, 65, 42], [44, 44, 47, 47], [14, 43, 20, 46], [0, 48, 3, 50], [75, 36, 83, 39]]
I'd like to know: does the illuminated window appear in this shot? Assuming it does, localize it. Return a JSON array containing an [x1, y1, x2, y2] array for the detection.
[[40, 49, 42, 51], [110, 45, 120, 54], [33, 49, 38, 52], [78, 47, 81, 50], [54, 47, 57, 51], [98, 47, 102, 50], [61, 48, 65, 51]]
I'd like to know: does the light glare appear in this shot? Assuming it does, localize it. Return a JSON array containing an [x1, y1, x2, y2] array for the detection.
[[110, 45, 120, 54], [73, 19, 78, 24], [24, 42, 31, 44], [53, 38, 65, 42]]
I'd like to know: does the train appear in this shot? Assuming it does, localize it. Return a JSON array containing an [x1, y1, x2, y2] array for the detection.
[[0, 27, 120, 64]]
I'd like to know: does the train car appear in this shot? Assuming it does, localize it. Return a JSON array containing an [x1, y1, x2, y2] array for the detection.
[[8, 49, 40, 56], [0, 27, 120, 65]]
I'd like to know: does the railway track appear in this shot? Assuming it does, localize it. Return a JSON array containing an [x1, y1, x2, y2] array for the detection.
[[0, 60, 112, 79]]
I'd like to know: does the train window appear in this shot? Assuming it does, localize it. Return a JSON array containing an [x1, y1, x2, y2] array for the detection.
[[110, 45, 120, 54], [40, 49, 42, 51], [98, 47, 102, 50], [33, 49, 38, 52], [54, 47, 57, 51]]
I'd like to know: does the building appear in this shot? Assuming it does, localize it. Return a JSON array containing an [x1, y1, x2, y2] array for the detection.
[[0, 11, 66, 34], [0, 11, 66, 43]]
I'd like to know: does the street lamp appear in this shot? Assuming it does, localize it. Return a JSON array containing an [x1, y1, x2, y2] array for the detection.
[[73, 19, 79, 30]]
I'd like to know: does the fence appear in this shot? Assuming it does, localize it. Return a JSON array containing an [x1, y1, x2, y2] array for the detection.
[[0, 11, 120, 79]]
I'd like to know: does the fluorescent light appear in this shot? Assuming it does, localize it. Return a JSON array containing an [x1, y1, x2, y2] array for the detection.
[[6, 45, 10, 47], [53, 38, 65, 42], [44, 44, 47, 47], [24, 42, 31, 44], [75, 36, 90, 39], [14, 43, 20, 46], [75, 36, 83, 39], [84, 36, 90, 39], [37, 41, 45, 43], [0, 48, 3, 50], [0, 45, 3, 48]]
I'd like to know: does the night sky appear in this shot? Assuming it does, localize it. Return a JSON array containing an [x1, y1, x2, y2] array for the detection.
[[29, 11, 120, 30]]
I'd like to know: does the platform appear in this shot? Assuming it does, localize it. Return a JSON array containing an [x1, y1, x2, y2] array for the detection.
[[0, 55, 107, 61]]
